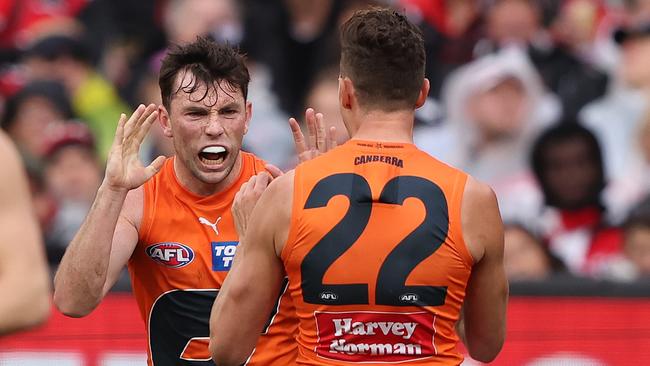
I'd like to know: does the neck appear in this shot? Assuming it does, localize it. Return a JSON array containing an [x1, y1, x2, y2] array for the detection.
[[173, 153, 243, 196], [350, 109, 415, 143]]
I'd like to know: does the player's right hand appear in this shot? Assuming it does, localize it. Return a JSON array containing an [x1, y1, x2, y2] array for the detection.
[[103, 104, 166, 193]]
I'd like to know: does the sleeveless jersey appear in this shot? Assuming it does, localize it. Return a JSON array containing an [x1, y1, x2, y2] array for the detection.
[[128, 152, 297, 365], [282, 139, 473, 365]]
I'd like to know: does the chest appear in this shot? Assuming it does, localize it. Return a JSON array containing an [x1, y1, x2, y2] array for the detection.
[[136, 199, 241, 286]]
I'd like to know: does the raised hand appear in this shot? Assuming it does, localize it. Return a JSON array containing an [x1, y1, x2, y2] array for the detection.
[[289, 108, 337, 163], [232, 172, 273, 238], [103, 104, 166, 193]]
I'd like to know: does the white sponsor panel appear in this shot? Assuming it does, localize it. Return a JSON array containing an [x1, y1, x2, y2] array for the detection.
[[314, 311, 437, 363]]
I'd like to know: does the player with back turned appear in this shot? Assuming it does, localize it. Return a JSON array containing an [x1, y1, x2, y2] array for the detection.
[[210, 8, 508, 366]]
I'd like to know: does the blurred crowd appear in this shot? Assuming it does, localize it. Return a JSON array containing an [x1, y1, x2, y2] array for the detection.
[[2, 0, 650, 284]]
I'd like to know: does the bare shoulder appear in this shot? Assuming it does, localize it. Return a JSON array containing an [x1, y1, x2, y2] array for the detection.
[[267, 170, 295, 201], [257, 170, 295, 256], [259, 170, 295, 221], [460, 176, 504, 263]]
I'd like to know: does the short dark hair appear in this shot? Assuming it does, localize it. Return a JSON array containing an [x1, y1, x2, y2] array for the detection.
[[158, 37, 250, 110], [531, 121, 605, 209], [1, 80, 73, 131], [25, 35, 91, 64], [339, 8, 426, 111]]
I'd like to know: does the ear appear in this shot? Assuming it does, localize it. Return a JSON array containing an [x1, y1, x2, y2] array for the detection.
[[415, 78, 430, 109], [244, 100, 252, 135], [158, 105, 173, 138], [339, 76, 355, 111]]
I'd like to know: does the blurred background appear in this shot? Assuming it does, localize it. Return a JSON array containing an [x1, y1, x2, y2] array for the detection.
[[1, 0, 650, 365]]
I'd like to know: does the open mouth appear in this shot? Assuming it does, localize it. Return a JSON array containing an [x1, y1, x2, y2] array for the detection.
[[199, 146, 228, 166]]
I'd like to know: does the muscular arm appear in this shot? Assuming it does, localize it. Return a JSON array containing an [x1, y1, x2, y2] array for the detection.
[[54, 104, 161, 317], [0, 133, 50, 335], [460, 177, 508, 362], [54, 186, 142, 317], [53, 186, 141, 317], [209, 172, 293, 366]]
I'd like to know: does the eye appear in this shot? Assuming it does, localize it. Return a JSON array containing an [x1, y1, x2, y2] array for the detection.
[[186, 110, 207, 118]]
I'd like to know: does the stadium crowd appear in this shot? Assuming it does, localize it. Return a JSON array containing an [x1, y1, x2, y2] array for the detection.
[[1, 0, 650, 284]]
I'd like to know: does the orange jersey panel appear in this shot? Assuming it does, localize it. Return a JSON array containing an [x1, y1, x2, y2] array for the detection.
[[128, 152, 297, 365], [282, 140, 473, 365]]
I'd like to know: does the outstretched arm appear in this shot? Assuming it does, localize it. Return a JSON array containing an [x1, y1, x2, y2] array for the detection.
[[461, 177, 508, 362], [209, 172, 294, 366], [54, 104, 165, 317], [0, 132, 50, 335]]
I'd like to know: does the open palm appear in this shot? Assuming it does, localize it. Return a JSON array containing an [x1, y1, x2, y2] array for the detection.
[[104, 104, 166, 192]]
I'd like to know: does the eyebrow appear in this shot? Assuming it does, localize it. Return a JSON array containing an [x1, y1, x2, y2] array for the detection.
[[182, 105, 210, 113], [218, 102, 241, 111]]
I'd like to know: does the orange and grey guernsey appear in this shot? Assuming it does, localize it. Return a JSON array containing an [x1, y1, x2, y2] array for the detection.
[[282, 139, 473, 365], [128, 153, 297, 365]]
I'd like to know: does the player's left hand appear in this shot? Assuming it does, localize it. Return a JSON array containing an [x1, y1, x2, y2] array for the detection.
[[289, 108, 337, 163], [265, 163, 283, 178], [232, 172, 273, 238]]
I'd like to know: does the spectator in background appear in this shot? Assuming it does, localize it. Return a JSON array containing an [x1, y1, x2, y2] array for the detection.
[[0, 0, 88, 61], [582, 19, 650, 222], [399, 0, 484, 99], [22, 34, 129, 160], [24, 160, 58, 242], [415, 47, 559, 222], [481, 0, 609, 119], [243, 0, 343, 115], [304, 67, 349, 145], [0, 80, 72, 161], [598, 195, 650, 281], [623, 0, 650, 25], [504, 224, 565, 281], [163, 0, 242, 45], [530, 122, 621, 276], [621, 197, 650, 278], [41, 122, 102, 263], [243, 57, 295, 168], [132, 57, 175, 164], [550, 0, 620, 73]]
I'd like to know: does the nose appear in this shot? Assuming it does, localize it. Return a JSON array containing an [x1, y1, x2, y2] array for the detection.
[[204, 116, 225, 137]]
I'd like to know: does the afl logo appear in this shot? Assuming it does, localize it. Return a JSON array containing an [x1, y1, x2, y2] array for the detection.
[[400, 293, 419, 303], [146, 242, 194, 268], [320, 292, 339, 302]]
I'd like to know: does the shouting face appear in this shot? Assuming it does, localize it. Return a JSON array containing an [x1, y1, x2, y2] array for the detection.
[[160, 70, 251, 195]]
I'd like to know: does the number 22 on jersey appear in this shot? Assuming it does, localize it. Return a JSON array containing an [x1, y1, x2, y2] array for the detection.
[[300, 173, 449, 307]]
